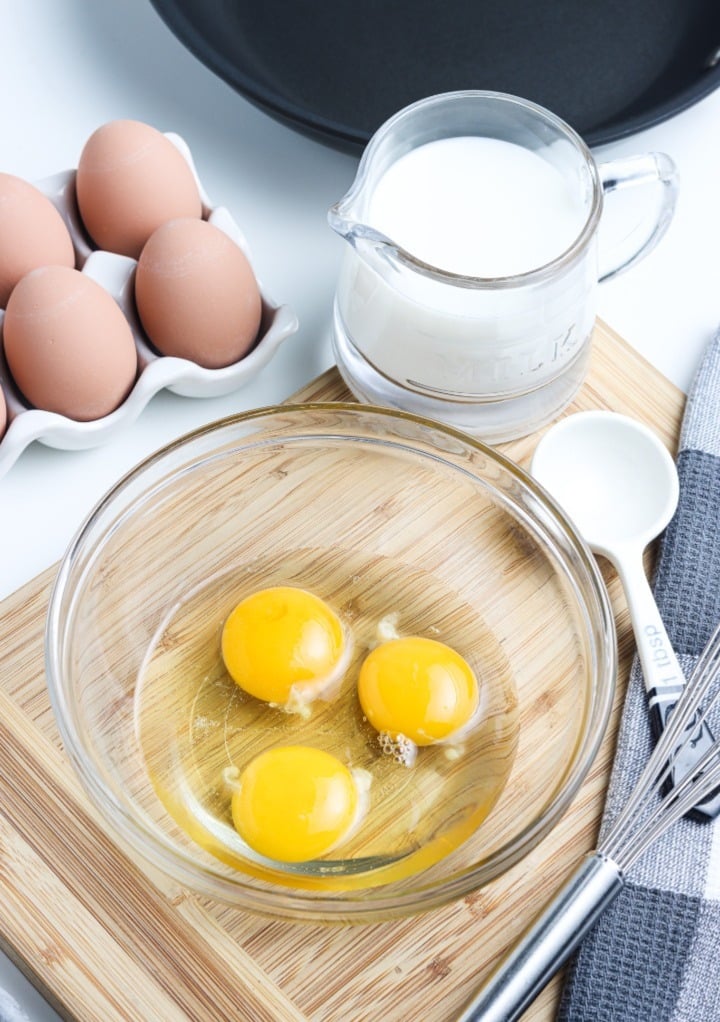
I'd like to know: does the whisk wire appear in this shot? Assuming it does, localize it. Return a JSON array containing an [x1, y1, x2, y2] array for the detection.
[[601, 620, 720, 862], [603, 703, 720, 860], [613, 743, 720, 869], [457, 621, 720, 1022]]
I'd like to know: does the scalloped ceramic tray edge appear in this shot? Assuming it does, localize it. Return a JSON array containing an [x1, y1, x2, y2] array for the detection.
[[0, 132, 299, 481]]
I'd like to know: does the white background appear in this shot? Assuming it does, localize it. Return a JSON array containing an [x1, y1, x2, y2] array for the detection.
[[0, 1, 719, 1017]]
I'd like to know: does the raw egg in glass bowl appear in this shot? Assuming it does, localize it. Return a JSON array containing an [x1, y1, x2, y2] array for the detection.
[[46, 404, 615, 922]]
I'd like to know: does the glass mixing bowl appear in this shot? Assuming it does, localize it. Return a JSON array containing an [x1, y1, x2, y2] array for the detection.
[[46, 403, 615, 922]]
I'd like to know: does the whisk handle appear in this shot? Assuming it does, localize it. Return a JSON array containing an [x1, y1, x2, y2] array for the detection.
[[456, 852, 624, 1022]]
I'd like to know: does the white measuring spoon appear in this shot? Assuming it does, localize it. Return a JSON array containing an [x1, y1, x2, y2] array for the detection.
[[532, 411, 684, 730], [532, 411, 719, 819]]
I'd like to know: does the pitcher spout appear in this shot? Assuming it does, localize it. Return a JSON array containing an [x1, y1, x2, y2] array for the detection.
[[328, 198, 383, 248], [328, 197, 408, 279], [327, 192, 357, 243]]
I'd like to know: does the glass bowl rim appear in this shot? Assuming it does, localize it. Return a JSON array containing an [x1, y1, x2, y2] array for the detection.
[[45, 401, 617, 921]]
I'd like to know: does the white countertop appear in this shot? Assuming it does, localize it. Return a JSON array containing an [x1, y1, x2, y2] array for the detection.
[[1, 1, 719, 1018]]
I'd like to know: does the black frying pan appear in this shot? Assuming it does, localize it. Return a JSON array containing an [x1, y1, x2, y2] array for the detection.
[[150, 0, 720, 152]]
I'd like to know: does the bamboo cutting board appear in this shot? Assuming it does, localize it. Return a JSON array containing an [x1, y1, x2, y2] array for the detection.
[[0, 320, 684, 1022]]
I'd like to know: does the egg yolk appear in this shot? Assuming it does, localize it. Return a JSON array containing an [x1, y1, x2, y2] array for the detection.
[[358, 636, 479, 745], [221, 586, 347, 705], [231, 745, 359, 862]]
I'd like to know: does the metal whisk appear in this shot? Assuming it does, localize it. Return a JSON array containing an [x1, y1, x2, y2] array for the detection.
[[456, 619, 720, 1022]]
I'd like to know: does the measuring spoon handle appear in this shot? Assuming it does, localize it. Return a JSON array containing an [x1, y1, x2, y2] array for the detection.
[[614, 546, 720, 819], [613, 545, 684, 707]]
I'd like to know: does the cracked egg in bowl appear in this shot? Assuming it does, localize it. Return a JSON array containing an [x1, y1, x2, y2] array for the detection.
[[46, 403, 615, 922]]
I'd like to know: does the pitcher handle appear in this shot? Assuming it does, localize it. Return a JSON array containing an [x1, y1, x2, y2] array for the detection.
[[597, 152, 678, 283]]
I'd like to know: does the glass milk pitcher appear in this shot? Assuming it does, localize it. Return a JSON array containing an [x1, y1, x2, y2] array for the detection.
[[329, 91, 677, 443]]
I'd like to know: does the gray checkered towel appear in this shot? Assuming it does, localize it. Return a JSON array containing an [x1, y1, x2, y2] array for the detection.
[[557, 332, 720, 1021]]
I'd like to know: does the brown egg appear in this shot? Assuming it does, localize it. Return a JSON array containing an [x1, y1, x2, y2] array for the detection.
[[76, 120, 203, 258], [0, 383, 6, 439], [0, 173, 75, 307], [3, 266, 138, 421], [135, 218, 263, 368]]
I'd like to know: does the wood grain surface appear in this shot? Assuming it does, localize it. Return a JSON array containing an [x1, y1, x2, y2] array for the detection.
[[0, 320, 685, 1022]]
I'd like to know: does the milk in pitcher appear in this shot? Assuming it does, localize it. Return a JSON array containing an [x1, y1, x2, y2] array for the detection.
[[367, 136, 586, 278], [334, 134, 596, 408], [330, 91, 676, 441]]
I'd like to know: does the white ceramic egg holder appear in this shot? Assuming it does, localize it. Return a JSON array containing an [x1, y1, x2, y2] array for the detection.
[[0, 133, 299, 481]]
